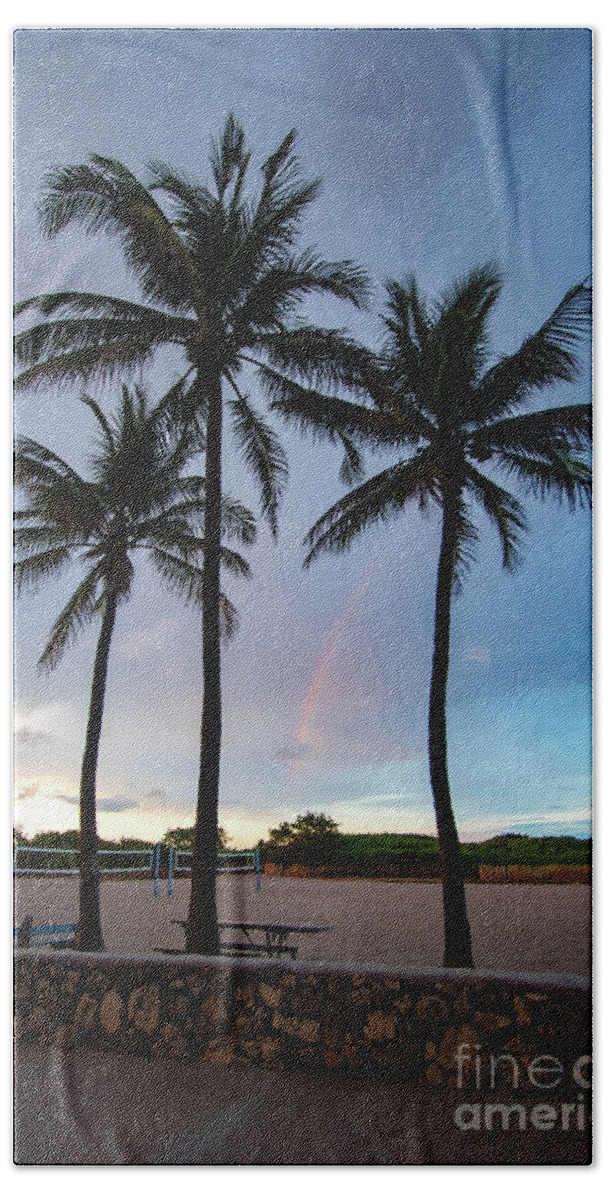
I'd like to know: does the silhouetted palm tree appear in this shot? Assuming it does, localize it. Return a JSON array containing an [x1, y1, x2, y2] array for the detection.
[[266, 266, 591, 967], [14, 385, 254, 950], [14, 115, 367, 952]]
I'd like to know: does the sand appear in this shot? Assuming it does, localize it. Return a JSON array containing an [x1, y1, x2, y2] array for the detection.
[[13, 873, 591, 976]]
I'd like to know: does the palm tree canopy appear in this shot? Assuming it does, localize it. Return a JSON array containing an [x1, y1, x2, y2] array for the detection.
[[14, 115, 369, 534], [14, 385, 256, 668], [266, 265, 591, 577]]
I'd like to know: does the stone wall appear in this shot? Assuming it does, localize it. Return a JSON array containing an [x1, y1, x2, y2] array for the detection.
[[14, 950, 590, 1090]]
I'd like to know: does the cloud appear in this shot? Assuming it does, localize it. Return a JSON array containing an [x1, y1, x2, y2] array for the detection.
[[14, 703, 73, 754], [273, 743, 311, 764], [115, 619, 179, 662], [99, 797, 139, 813], [488, 807, 591, 829], [15, 726, 55, 750], [459, 807, 591, 838], [16, 781, 41, 802], [146, 787, 168, 802], [54, 793, 139, 813], [464, 646, 490, 662]]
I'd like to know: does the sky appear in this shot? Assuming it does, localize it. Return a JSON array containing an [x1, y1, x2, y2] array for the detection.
[[13, 28, 592, 847]]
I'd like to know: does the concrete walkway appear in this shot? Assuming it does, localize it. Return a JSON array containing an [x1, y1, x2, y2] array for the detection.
[[14, 1045, 591, 1165]]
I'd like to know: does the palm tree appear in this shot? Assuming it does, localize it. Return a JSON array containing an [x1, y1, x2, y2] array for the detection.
[[151, 503, 256, 931], [14, 115, 368, 952], [14, 385, 255, 951], [265, 265, 591, 968]]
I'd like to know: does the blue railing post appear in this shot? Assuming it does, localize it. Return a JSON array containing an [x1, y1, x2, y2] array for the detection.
[[168, 845, 174, 897], [255, 847, 262, 890], [153, 842, 161, 897]]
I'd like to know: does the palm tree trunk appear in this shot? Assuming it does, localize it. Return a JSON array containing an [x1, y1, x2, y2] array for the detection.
[[78, 588, 118, 951], [186, 374, 223, 955], [428, 494, 475, 968]]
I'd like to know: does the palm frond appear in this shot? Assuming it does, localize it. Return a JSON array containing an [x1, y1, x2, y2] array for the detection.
[[156, 368, 200, 430], [257, 326, 377, 394], [218, 128, 319, 293], [14, 546, 71, 592], [210, 112, 249, 197], [150, 547, 203, 605], [37, 566, 101, 671], [134, 498, 205, 538], [39, 155, 204, 314], [220, 497, 257, 545], [382, 279, 428, 394], [305, 451, 435, 565], [474, 282, 592, 421], [79, 394, 116, 453], [14, 524, 76, 553], [261, 365, 404, 447], [465, 465, 526, 570], [424, 263, 503, 424], [385, 277, 430, 348], [497, 448, 592, 510], [220, 545, 252, 578], [219, 592, 239, 641], [256, 128, 320, 241], [14, 336, 160, 392], [14, 291, 189, 322], [449, 501, 480, 593], [227, 378, 287, 537], [338, 436, 365, 486], [471, 401, 592, 461], [150, 547, 244, 640], [15, 314, 195, 375], [135, 516, 204, 551], [15, 436, 87, 486], [146, 162, 220, 289]]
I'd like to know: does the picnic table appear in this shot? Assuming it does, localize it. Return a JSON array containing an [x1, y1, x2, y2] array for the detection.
[[163, 919, 332, 960]]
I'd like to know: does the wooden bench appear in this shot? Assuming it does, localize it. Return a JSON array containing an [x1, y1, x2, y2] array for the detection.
[[154, 918, 325, 960], [14, 916, 77, 949], [151, 920, 299, 959], [219, 939, 298, 959], [151, 940, 297, 959]]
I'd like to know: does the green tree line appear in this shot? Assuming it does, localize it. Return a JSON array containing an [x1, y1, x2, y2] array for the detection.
[[14, 824, 591, 870], [257, 812, 591, 871]]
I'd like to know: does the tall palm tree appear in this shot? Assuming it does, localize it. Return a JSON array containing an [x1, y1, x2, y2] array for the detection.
[[265, 265, 591, 968], [14, 114, 368, 952], [14, 385, 255, 951]]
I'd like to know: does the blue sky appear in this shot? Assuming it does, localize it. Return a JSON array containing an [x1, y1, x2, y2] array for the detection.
[[13, 28, 592, 845]]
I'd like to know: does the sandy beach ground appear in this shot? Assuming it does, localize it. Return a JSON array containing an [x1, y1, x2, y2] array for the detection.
[[14, 874, 591, 976]]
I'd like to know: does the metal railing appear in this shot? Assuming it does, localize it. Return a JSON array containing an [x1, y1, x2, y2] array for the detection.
[[13, 846, 155, 875], [164, 848, 262, 896]]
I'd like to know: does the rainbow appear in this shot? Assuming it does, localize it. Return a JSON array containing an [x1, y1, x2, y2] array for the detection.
[[291, 521, 406, 776]]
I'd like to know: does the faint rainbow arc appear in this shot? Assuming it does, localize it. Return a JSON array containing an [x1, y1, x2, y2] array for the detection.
[[291, 521, 405, 778]]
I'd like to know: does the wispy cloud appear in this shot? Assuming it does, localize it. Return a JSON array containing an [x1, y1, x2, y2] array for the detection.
[[273, 743, 311, 764], [56, 793, 139, 813], [460, 807, 591, 837], [115, 619, 180, 662], [14, 703, 73, 744], [15, 726, 55, 749], [16, 781, 41, 802], [463, 646, 490, 662]]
